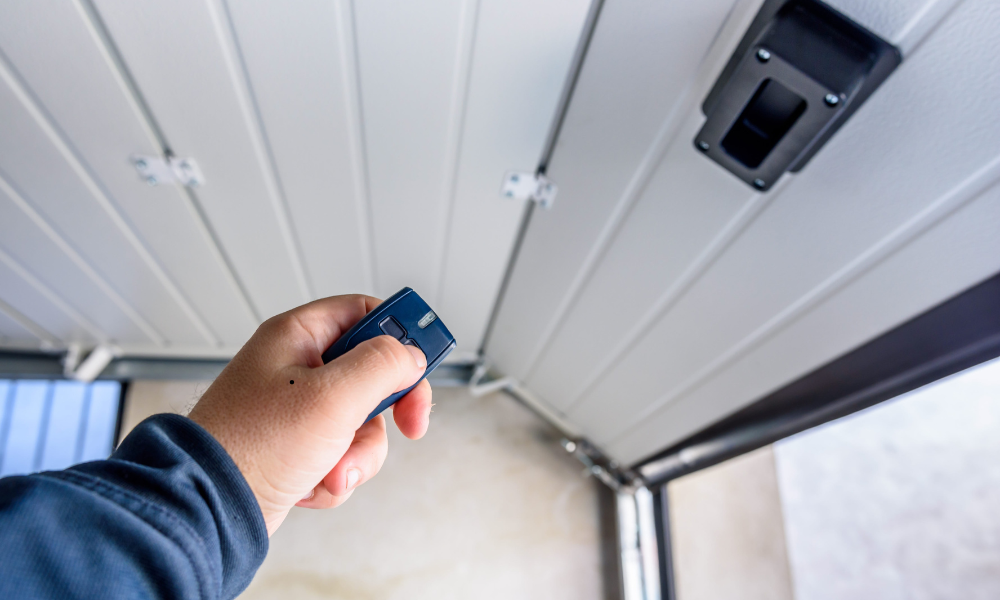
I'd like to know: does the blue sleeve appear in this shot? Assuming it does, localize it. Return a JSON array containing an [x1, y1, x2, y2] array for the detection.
[[0, 414, 268, 600]]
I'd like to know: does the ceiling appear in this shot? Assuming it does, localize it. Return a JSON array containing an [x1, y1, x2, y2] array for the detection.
[[0, 0, 589, 359], [2, 0, 999, 466], [486, 0, 1000, 463]]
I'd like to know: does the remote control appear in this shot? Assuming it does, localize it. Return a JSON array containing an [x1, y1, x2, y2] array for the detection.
[[321, 288, 456, 423]]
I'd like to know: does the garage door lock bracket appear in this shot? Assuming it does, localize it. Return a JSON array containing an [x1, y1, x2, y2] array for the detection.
[[500, 171, 557, 209], [130, 154, 205, 188]]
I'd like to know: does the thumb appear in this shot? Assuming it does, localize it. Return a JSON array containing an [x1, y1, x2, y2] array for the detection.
[[315, 335, 427, 426]]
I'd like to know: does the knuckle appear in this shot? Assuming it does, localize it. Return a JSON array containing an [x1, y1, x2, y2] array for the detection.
[[261, 312, 297, 336]]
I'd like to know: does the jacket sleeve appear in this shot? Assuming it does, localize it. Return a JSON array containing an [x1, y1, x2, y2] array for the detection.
[[0, 414, 268, 600]]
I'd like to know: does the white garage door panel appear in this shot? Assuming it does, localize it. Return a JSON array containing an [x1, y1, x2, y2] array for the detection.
[[524, 102, 755, 411], [611, 177, 1000, 462], [0, 303, 44, 345], [353, 0, 467, 299], [435, 0, 591, 354], [0, 77, 210, 346], [0, 1, 256, 347], [0, 189, 151, 344], [226, 0, 372, 300], [0, 252, 98, 345], [485, 0, 754, 379], [523, 0, 956, 409], [567, 0, 1000, 447], [0, 1, 588, 357], [93, 0, 310, 320], [824, 0, 955, 51]]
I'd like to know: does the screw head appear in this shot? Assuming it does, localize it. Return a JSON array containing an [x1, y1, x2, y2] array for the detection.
[[135, 159, 147, 169], [697, 140, 710, 152], [756, 48, 771, 63], [753, 178, 766, 189], [146, 176, 158, 186], [510, 174, 519, 183], [824, 93, 840, 107], [505, 190, 513, 197]]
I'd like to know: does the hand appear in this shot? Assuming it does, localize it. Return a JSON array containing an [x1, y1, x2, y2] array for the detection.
[[188, 295, 432, 536]]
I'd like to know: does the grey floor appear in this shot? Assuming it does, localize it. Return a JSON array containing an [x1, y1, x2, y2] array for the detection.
[[667, 357, 1000, 600], [775, 357, 1000, 600], [123, 382, 607, 600]]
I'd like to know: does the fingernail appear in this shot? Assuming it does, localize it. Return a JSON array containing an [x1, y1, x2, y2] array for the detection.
[[405, 345, 427, 369], [346, 469, 361, 490], [302, 488, 315, 501]]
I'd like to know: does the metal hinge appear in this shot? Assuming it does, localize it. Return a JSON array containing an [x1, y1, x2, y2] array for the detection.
[[131, 154, 205, 188], [63, 343, 120, 382], [500, 171, 557, 209]]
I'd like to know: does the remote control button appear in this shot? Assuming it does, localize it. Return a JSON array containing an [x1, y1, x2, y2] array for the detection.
[[379, 316, 407, 341]]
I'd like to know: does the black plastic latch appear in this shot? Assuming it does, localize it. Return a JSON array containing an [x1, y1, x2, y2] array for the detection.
[[694, 0, 901, 191]]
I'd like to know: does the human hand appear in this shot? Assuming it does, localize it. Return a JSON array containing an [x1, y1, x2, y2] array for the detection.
[[188, 295, 432, 536]]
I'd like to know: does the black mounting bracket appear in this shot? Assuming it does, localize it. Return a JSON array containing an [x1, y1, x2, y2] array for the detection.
[[695, 0, 901, 191]]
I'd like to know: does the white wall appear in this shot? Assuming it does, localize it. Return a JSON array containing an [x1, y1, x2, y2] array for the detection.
[[668, 446, 795, 600]]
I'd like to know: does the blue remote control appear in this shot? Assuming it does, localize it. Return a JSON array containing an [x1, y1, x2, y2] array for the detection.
[[321, 288, 456, 423]]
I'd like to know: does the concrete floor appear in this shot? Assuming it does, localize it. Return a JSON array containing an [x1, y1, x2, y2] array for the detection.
[[775, 357, 1000, 600], [123, 382, 608, 600], [666, 357, 1000, 600]]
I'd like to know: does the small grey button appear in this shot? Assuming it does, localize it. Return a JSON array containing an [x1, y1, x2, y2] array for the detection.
[[379, 316, 407, 340]]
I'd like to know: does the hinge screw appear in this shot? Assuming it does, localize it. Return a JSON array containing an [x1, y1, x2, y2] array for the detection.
[[697, 141, 710, 152], [135, 159, 147, 169], [146, 176, 158, 186], [756, 48, 771, 63], [753, 178, 766, 189], [824, 93, 840, 107], [510, 174, 519, 183]]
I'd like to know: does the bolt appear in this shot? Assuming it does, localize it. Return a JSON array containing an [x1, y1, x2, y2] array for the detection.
[[756, 48, 771, 63], [510, 174, 519, 183], [753, 178, 766, 189], [824, 93, 840, 107], [697, 140, 710, 152], [146, 176, 158, 186], [135, 159, 147, 169]]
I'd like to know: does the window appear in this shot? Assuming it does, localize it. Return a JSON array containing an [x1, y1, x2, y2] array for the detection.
[[0, 380, 122, 477]]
